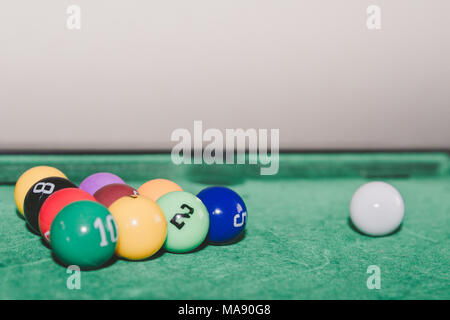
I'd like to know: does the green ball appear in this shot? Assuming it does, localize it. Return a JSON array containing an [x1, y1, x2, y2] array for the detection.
[[157, 191, 209, 253], [50, 200, 118, 269]]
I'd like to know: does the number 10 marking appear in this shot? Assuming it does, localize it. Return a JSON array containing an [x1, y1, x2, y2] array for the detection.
[[94, 215, 118, 247]]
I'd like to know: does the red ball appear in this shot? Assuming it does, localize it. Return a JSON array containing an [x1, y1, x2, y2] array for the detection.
[[39, 188, 96, 242], [94, 183, 138, 208]]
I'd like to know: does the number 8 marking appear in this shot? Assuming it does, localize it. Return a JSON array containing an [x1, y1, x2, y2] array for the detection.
[[33, 182, 55, 195], [94, 215, 118, 247]]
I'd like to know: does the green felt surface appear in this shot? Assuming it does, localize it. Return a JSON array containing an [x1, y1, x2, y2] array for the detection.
[[0, 153, 449, 300]]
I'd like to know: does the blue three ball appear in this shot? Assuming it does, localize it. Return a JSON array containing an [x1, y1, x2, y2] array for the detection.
[[197, 186, 247, 243]]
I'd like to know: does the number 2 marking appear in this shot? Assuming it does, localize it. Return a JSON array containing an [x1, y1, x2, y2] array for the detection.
[[170, 204, 194, 230], [94, 215, 118, 247]]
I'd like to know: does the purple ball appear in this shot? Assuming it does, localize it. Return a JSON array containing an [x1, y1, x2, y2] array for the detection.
[[79, 172, 126, 195]]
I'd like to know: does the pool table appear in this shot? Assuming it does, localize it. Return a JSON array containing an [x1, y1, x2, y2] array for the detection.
[[0, 152, 448, 300]]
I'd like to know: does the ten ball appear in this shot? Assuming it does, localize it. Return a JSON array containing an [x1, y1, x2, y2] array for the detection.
[[197, 186, 247, 244], [350, 181, 405, 236], [50, 201, 118, 269], [39, 188, 96, 242], [24, 177, 77, 234]]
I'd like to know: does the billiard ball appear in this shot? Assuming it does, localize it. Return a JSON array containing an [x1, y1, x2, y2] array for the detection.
[[79, 172, 126, 195], [138, 178, 183, 201], [108, 195, 167, 260], [197, 186, 247, 244], [14, 166, 67, 216], [50, 201, 118, 269], [94, 183, 138, 208], [39, 188, 96, 242], [350, 181, 405, 236], [157, 191, 209, 253], [24, 177, 77, 233]]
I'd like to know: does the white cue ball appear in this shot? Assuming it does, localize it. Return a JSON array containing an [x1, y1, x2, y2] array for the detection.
[[350, 182, 404, 236]]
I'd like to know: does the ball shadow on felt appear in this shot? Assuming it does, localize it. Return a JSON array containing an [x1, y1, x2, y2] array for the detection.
[[208, 229, 246, 246], [51, 251, 119, 271], [25, 222, 41, 236], [15, 209, 25, 220], [347, 217, 403, 237]]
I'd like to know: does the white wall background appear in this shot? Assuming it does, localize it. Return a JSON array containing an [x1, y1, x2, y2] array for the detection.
[[0, 0, 449, 151]]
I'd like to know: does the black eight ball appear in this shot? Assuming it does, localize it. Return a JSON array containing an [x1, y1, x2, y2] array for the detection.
[[24, 176, 77, 233]]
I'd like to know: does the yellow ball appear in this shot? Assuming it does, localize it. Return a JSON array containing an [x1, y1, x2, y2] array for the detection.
[[109, 195, 167, 260], [14, 166, 67, 215], [138, 178, 183, 201]]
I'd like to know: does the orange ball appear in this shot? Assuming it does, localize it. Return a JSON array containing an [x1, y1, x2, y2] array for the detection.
[[137, 179, 183, 201]]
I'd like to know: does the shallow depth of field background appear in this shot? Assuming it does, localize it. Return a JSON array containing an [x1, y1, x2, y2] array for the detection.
[[0, 0, 449, 151]]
